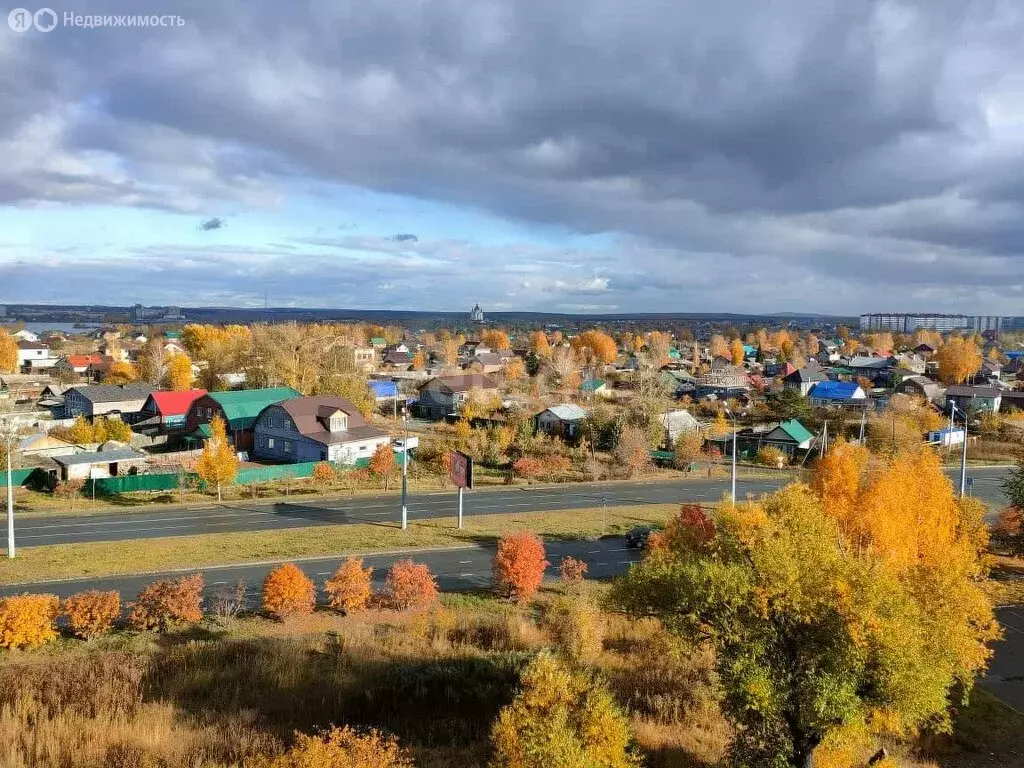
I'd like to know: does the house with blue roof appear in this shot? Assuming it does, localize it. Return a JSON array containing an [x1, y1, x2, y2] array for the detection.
[[536, 404, 589, 440], [808, 381, 868, 408], [368, 380, 399, 400]]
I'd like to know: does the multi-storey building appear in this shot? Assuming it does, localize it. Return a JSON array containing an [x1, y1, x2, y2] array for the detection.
[[859, 313, 1024, 333]]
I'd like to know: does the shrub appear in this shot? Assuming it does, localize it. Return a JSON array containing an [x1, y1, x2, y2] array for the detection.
[[512, 456, 545, 480], [310, 461, 336, 493], [0, 593, 60, 649], [384, 559, 438, 610], [211, 579, 249, 621], [546, 597, 606, 664], [992, 506, 1024, 556], [492, 532, 549, 602], [558, 556, 588, 585], [62, 590, 121, 639], [53, 478, 85, 512], [128, 574, 204, 631], [324, 557, 373, 613], [262, 563, 316, 620], [491, 651, 641, 768], [757, 445, 788, 467], [254, 726, 414, 768]]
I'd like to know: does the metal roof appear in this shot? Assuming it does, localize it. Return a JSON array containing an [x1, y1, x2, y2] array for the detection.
[[206, 387, 300, 429], [809, 381, 864, 399], [544, 404, 589, 421], [52, 449, 149, 466]]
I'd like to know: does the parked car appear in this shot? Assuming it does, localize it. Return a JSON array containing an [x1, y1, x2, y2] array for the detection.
[[625, 526, 654, 549]]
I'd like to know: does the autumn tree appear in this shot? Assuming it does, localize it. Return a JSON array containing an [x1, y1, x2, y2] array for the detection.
[[262, 563, 317, 619], [490, 651, 641, 768], [504, 356, 526, 380], [512, 456, 545, 480], [558, 556, 588, 584], [162, 352, 194, 390], [195, 415, 239, 501], [805, 333, 820, 356], [253, 726, 414, 768], [411, 349, 426, 370], [729, 337, 745, 366], [936, 336, 982, 384], [549, 346, 580, 390], [528, 330, 551, 359], [53, 478, 85, 512], [709, 334, 730, 360], [571, 329, 618, 365], [310, 461, 336, 494], [644, 330, 672, 367], [482, 329, 511, 350], [672, 428, 704, 469], [103, 360, 139, 384], [324, 557, 373, 613], [614, 454, 997, 767], [614, 425, 651, 477], [492, 531, 549, 602], [1003, 454, 1024, 512], [0, 330, 17, 373], [369, 443, 397, 491], [384, 559, 438, 610]]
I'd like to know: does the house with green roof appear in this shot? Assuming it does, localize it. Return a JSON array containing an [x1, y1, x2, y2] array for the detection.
[[182, 386, 300, 451], [762, 419, 814, 454], [579, 378, 610, 399]]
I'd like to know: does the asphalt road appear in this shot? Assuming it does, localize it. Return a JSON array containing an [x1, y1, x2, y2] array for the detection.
[[11, 467, 1012, 549], [0, 536, 643, 600]]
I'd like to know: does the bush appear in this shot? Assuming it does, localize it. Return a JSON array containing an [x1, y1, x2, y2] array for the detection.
[[254, 726, 414, 768], [384, 559, 438, 610], [546, 597, 606, 664], [128, 574, 204, 631], [62, 590, 121, 639], [310, 461, 336, 493], [512, 456, 545, 480], [757, 445, 788, 467], [492, 531, 549, 602], [0, 593, 60, 649], [324, 557, 373, 614], [558, 556, 588, 585], [262, 563, 316, 620]]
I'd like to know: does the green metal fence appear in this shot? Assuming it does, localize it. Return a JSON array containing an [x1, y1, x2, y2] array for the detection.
[[0, 468, 37, 488], [235, 462, 320, 485], [86, 473, 190, 496]]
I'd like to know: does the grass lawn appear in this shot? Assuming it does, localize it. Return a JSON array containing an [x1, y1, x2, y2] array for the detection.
[[0, 503, 678, 585]]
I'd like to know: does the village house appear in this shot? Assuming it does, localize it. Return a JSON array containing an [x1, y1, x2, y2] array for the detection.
[[135, 389, 208, 433], [464, 352, 506, 375], [782, 366, 827, 396], [658, 409, 700, 448], [56, 383, 155, 421], [12, 329, 39, 342], [53, 353, 108, 379], [16, 340, 55, 372], [535, 404, 588, 440], [944, 385, 1003, 415], [251, 396, 390, 464], [893, 375, 944, 404], [51, 447, 149, 482], [415, 373, 500, 420], [579, 378, 611, 399], [807, 381, 869, 408], [0, 373, 57, 402], [18, 433, 79, 459], [182, 386, 300, 451]]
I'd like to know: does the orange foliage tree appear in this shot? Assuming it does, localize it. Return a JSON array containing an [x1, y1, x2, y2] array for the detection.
[[482, 329, 511, 350], [644, 331, 672, 367], [262, 563, 317, 619], [512, 456, 545, 480], [729, 338, 745, 366], [0, 594, 60, 649], [129, 573, 204, 631], [492, 531, 550, 602], [62, 590, 121, 639], [103, 360, 139, 384], [324, 557, 373, 613], [571, 330, 618, 365], [936, 336, 982, 384], [384, 559, 438, 610], [310, 461, 336, 494], [369, 443, 397, 491], [614, 425, 651, 477], [254, 726, 414, 768], [0, 330, 17, 373], [529, 330, 552, 359]]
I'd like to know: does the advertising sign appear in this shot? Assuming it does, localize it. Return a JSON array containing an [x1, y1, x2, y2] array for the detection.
[[449, 450, 474, 489]]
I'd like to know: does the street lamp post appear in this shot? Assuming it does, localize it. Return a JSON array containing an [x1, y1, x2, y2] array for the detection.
[[952, 403, 968, 497], [5, 440, 13, 558], [401, 411, 409, 530], [724, 408, 737, 503]]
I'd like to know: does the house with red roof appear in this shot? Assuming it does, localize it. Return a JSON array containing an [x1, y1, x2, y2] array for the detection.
[[54, 353, 109, 379], [137, 389, 208, 431]]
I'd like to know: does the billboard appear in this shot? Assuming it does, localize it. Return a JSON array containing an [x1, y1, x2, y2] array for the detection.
[[449, 450, 474, 489]]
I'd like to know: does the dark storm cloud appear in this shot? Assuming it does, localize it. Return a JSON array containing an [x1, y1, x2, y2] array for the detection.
[[2, 0, 1024, 311], [199, 217, 226, 231]]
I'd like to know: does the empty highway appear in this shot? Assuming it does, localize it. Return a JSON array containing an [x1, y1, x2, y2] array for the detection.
[[10, 467, 1010, 548]]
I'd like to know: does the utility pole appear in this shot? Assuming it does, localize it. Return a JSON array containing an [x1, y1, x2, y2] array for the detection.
[[858, 409, 866, 445], [400, 411, 409, 530], [725, 408, 737, 502], [954, 403, 968, 498], [6, 441, 14, 558]]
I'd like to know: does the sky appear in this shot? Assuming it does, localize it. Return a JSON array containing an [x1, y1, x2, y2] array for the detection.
[[2, 0, 1024, 316]]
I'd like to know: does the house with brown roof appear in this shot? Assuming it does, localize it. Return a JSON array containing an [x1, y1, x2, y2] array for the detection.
[[415, 373, 500, 419], [251, 396, 390, 464]]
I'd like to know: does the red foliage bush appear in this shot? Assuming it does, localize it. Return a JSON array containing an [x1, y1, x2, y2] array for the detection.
[[558, 556, 588, 584], [63, 590, 121, 639], [384, 560, 438, 610], [492, 531, 550, 602], [512, 457, 545, 479], [262, 563, 317, 619], [129, 574, 204, 631]]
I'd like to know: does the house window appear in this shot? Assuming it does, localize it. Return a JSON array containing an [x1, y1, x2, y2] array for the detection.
[[329, 414, 347, 432], [267, 437, 275, 449], [358, 445, 367, 451], [284, 440, 292, 453]]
